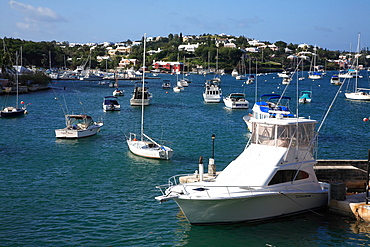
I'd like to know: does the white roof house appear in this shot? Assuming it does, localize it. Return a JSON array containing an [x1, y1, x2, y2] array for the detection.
[[178, 43, 199, 53], [224, 43, 237, 48], [147, 48, 162, 55], [298, 43, 310, 49], [245, 47, 259, 53]]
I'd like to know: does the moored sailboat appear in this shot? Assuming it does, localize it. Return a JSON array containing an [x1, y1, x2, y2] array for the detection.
[[308, 46, 322, 80], [1, 50, 27, 117], [126, 33, 174, 160], [344, 33, 370, 100]]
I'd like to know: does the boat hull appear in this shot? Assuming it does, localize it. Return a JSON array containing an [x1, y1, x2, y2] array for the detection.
[[223, 99, 249, 109], [203, 94, 222, 103], [103, 105, 121, 111], [174, 191, 328, 225], [55, 125, 102, 139], [130, 99, 150, 106], [345, 92, 370, 100], [0, 108, 26, 117], [308, 75, 322, 80], [127, 139, 173, 160]]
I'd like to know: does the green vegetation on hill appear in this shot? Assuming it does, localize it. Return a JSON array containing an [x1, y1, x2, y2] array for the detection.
[[1, 34, 369, 76]]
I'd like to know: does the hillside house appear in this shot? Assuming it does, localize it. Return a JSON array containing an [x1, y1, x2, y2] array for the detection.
[[152, 61, 183, 72]]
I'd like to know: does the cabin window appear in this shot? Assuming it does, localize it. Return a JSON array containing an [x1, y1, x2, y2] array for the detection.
[[251, 122, 316, 148], [268, 170, 309, 185], [252, 123, 275, 146]]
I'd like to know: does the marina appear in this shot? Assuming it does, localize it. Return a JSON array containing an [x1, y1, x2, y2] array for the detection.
[[2, 71, 370, 245]]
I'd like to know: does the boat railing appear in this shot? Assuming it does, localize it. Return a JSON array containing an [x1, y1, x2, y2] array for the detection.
[[174, 182, 327, 199], [179, 184, 275, 198], [156, 173, 194, 195]]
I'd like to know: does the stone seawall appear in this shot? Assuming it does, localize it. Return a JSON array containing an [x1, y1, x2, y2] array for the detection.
[[315, 160, 368, 192]]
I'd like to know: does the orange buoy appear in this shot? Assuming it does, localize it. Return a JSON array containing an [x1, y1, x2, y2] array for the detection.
[[363, 118, 368, 122]]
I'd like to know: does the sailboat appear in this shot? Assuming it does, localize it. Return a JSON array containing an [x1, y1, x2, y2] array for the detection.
[[1, 50, 27, 117], [235, 57, 247, 80], [126, 34, 174, 160], [308, 45, 322, 80], [245, 58, 255, 84], [176, 56, 190, 87], [112, 74, 124, 96], [344, 33, 370, 100]]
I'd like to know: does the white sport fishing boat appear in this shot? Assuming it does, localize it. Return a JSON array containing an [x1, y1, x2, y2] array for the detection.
[[130, 82, 152, 106], [203, 79, 222, 103], [156, 114, 330, 224], [55, 114, 103, 139]]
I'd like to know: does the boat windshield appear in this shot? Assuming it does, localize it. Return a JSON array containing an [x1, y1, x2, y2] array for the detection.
[[250, 121, 316, 148], [67, 116, 93, 127]]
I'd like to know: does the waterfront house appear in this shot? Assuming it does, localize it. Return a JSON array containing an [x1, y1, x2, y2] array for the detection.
[[152, 61, 183, 73]]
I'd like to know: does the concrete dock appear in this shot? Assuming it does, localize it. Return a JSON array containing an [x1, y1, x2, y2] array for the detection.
[[329, 193, 370, 222]]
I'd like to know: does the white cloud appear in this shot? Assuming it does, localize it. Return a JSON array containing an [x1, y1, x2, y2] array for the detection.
[[16, 22, 31, 30], [8, 0, 65, 23]]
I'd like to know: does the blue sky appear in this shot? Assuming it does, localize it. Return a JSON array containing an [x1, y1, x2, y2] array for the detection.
[[1, 0, 369, 51]]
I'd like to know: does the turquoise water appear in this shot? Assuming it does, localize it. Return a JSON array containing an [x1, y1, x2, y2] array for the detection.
[[1, 72, 370, 246]]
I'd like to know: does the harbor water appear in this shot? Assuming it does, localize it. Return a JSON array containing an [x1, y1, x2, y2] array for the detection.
[[1, 72, 370, 246]]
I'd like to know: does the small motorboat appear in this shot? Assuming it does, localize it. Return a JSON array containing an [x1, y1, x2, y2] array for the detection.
[[55, 114, 103, 139], [103, 96, 121, 111], [162, 80, 171, 89], [299, 91, 312, 103], [223, 93, 249, 109]]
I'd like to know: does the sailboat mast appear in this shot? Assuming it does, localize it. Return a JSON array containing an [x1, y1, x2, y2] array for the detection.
[[140, 33, 147, 141], [216, 48, 218, 74], [355, 33, 360, 91], [254, 58, 258, 102], [16, 50, 19, 109]]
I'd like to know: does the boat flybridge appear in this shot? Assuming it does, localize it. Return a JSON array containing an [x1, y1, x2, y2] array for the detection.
[[243, 94, 293, 132], [155, 114, 330, 224]]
